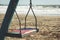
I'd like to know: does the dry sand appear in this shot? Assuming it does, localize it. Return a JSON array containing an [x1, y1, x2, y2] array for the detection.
[[0, 14, 60, 40]]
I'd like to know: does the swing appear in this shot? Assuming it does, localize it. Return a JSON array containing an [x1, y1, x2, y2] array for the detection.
[[6, 0, 39, 38]]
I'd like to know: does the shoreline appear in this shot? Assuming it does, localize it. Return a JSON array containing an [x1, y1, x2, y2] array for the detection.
[[0, 6, 60, 16]]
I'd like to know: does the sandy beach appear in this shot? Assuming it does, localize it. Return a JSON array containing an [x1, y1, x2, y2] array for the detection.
[[0, 14, 60, 40]]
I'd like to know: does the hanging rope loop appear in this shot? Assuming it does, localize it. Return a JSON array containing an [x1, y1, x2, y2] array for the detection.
[[15, 10, 22, 35], [25, 0, 38, 31]]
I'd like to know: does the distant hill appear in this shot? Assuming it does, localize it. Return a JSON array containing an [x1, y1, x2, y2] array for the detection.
[[36, 5, 60, 7], [0, 4, 60, 8], [0, 4, 8, 6]]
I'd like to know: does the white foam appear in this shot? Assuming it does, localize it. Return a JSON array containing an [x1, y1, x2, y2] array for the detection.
[[0, 6, 60, 16]]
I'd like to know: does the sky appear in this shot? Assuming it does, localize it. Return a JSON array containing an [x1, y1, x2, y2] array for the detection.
[[0, 0, 60, 5]]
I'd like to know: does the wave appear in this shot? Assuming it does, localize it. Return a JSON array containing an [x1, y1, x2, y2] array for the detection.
[[0, 6, 60, 16]]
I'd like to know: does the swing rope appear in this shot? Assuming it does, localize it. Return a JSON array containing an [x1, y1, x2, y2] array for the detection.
[[25, 0, 38, 31], [15, 10, 22, 36], [14, 0, 38, 33]]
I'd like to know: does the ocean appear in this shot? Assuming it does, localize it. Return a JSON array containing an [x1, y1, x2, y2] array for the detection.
[[0, 6, 60, 16]]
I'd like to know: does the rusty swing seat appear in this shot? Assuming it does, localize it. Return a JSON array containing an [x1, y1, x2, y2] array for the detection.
[[6, 28, 38, 38]]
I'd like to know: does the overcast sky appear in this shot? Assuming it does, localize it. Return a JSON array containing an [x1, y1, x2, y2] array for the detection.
[[0, 0, 60, 5]]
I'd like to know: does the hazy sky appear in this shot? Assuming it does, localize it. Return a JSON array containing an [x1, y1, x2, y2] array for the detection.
[[0, 0, 60, 5]]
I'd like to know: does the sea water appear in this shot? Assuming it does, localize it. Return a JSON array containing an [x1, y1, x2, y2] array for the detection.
[[0, 6, 60, 16]]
